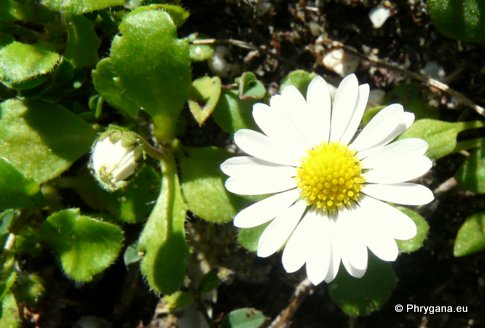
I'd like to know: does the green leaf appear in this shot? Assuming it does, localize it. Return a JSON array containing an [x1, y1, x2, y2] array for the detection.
[[238, 72, 266, 100], [12, 273, 45, 307], [385, 83, 439, 120], [41, 0, 125, 14], [65, 15, 101, 68], [0, 292, 19, 327], [362, 106, 385, 126], [396, 207, 429, 253], [428, 0, 485, 43], [280, 70, 316, 94], [0, 42, 59, 89], [179, 147, 244, 223], [328, 254, 397, 316], [213, 89, 258, 134], [221, 308, 266, 328], [0, 99, 95, 184], [237, 222, 269, 252], [162, 291, 194, 311], [454, 212, 485, 257], [0, 158, 45, 210], [123, 242, 142, 266], [132, 4, 190, 28], [93, 8, 191, 142], [138, 155, 189, 294], [58, 166, 160, 224], [188, 33, 215, 62], [0, 0, 54, 23], [188, 76, 221, 126], [456, 145, 485, 194], [198, 269, 220, 293], [399, 119, 485, 160], [40, 209, 124, 282]]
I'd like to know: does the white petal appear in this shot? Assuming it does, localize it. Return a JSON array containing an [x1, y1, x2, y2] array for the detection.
[[306, 76, 332, 145], [358, 196, 417, 240], [305, 212, 331, 285], [330, 74, 359, 141], [324, 218, 342, 283], [362, 183, 434, 205], [339, 84, 370, 145], [252, 103, 307, 156], [338, 209, 368, 278], [234, 129, 298, 166], [220, 156, 296, 178], [282, 210, 315, 273], [361, 138, 429, 167], [257, 200, 307, 258], [225, 176, 296, 196], [363, 156, 432, 184], [234, 189, 300, 228], [366, 234, 399, 261], [350, 104, 407, 151]]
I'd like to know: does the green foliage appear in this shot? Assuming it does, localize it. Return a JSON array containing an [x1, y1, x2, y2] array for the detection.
[[39, 209, 124, 282], [41, 0, 125, 14], [396, 208, 430, 253], [13, 273, 45, 306], [454, 212, 485, 257], [162, 291, 194, 311], [0, 41, 59, 89], [221, 308, 266, 328], [237, 223, 269, 252], [456, 146, 485, 194], [213, 89, 258, 134], [188, 76, 222, 126], [399, 119, 484, 159], [65, 15, 101, 68], [280, 70, 316, 94], [137, 156, 189, 294], [0, 99, 95, 184], [0, 159, 44, 210], [180, 147, 244, 223], [328, 254, 397, 316], [238, 72, 266, 100], [92, 8, 191, 142], [0, 292, 19, 327], [428, 0, 485, 43], [188, 33, 215, 62]]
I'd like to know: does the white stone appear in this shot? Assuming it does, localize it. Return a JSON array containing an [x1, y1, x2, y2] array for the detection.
[[322, 49, 360, 77], [369, 5, 392, 29]]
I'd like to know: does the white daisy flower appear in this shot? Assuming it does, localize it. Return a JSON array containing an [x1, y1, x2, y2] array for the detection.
[[91, 130, 142, 191], [220, 74, 434, 285]]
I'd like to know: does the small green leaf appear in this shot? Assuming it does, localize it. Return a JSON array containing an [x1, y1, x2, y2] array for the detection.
[[396, 207, 429, 253], [428, 0, 485, 43], [65, 15, 101, 68], [162, 291, 194, 311], [138, 155, 189, 294], [188, 76, 221, 126], [221, 308, 266, 328], [328, 254, 397, 316], [280, 70, 316, 94], [454, 212, 485, 257], [0, 158, 45, 210], [385, 83, 438, 120], [188, 33, 215, 62], [399, 119, 484, 159], [362, 106, 385, 126], [213, 89, 258, 134], [0, 292, 19, 327], [0, 41, 59, 89], [132, 4, 190, 28], [238, 72, 266, 100], [123, 242, 142, 266], [12, 273, 45, 307], [0, 0, 54, 23], [40, 209, 124, 282], [0, 99, 95, 184], [93, 8, 191, 142], [41, 0, 125, 14], [198, 269, 220, 293], [237, 223, 269, 252], [179, 147, 244, 223], [456, 145, 485, 194]]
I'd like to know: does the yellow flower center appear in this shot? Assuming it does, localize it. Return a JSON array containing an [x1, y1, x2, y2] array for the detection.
[[296, 142, 365, 213]]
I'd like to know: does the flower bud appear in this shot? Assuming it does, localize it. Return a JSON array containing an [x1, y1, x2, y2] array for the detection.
[[90, 129, 143, 191]]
